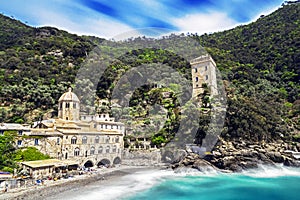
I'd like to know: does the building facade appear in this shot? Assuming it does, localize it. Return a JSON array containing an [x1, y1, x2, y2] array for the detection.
[[16, 89, 125, 168]]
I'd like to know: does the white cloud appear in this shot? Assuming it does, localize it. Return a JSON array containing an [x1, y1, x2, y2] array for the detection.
[[172, 11, 239, 35], [28, 5, 138, 39]]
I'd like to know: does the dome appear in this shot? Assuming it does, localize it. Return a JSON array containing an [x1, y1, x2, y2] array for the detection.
[[58, 88, 80, 102]]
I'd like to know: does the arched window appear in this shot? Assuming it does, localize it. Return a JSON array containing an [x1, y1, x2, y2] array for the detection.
[[71, 136, 77, 144], [106, 146, 110, 153], [205, 75, 209, 80], [106, 136, 110, 143], [82, 136, 87, 144], [95, 136, 99, 143], [66, 102, 70, 108], [74, 148, 80, 156], [115, 136, 119, 143], [112, 145, 117, 153], [90, 146, 95, 155], [98, 146, 103, 154]]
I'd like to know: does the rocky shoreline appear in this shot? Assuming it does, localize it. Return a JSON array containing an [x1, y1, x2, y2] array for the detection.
[[171, 139, 300, 172]]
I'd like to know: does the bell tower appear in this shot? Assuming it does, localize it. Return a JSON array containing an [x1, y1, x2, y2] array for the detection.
[[58, 88, 80, 121]]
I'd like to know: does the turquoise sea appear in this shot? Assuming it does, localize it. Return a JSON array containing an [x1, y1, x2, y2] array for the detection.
[[126, 172, 300, 200], [46, 165, 300, 200]]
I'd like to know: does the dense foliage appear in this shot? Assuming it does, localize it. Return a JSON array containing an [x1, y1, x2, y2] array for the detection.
[[194, 3, 300, 142], [0, 14, 94, 123], [0, 3, 299, 147]]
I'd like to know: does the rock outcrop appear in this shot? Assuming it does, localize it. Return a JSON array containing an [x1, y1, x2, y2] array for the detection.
[[171, 139, 300, 172]]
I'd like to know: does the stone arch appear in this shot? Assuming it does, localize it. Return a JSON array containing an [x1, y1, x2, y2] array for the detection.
[[113, 157, 121, 165], [84, 160, 94, 168], [97, 159, 111, 167]]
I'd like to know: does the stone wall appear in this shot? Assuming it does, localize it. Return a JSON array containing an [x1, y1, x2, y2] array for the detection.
[[122, 149, 162, 166]]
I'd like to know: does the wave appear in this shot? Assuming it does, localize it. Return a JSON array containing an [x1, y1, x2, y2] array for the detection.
[[240, 164, 300, 178]]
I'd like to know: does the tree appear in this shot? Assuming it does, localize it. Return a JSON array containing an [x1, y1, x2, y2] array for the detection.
[[0, 131, 17, 172]]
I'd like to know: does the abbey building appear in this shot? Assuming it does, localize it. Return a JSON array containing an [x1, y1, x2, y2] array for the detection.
[[4, 88, 125, 168]]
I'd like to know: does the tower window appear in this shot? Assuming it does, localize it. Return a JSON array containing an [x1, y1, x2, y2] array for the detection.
[[71, 136, 77, 144], [90, 146, 95, 155], [82, 136, 87, 144], [106, 136, 110, 143], [66, 103, 70, 108], [112, 145, 117, 153], [74, 148, 80, 156], [106, 146, 110, 153], [95, 136, 99, 143], [205, 66, 208, 71], [34, 138, 39, 145], [73, 103, 76, 108], [195, 77, 199, 82], [195, 68, 198, 73], [98, 146, 103, 154], [206, 75, 209, 80]]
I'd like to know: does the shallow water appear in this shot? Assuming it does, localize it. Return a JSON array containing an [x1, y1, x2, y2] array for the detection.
[[47, 165, 300, 200]]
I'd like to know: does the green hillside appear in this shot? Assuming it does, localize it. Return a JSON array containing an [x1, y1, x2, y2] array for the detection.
[[0, 14, 94, 122], [195, 3, 300, 141], [0, 3, 299, 145]]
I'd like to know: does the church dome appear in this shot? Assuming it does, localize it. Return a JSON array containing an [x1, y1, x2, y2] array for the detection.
[[58, 88, 80, 102]]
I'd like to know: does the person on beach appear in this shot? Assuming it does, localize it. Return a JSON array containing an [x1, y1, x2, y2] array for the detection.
[[4, 182, 8, 192]]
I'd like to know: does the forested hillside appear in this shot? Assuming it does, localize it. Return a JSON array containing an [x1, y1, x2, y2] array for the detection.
[[0, 14, 94, 122], [0, 3, 299, 145], [195, 3, 300, 142]]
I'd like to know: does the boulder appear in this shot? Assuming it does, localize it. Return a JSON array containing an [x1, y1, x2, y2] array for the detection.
[[266, 152, 284, 163], [283, 157, 300, 167]]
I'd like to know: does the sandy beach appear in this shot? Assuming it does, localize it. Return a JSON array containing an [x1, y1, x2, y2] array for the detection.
[[0, 166, 161, 200]]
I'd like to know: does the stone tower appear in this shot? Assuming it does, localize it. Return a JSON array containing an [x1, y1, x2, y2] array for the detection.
[[190, 54, 218, 97], [58, 88, 80, 121]]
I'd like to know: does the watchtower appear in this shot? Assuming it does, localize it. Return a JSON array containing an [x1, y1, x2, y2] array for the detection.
[[190, 54, 218, 97]]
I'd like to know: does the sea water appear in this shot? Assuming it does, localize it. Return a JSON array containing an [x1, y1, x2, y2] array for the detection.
[[47, 165, 300, 200], [126, 170, 300, 200], [125, 165, 300, 200]]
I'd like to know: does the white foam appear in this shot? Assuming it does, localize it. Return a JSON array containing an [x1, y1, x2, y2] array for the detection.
[[49, 169, 175, 200], [241, 164, 300, 178]]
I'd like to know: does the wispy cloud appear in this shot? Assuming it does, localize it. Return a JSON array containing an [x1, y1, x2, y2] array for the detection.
[[0, 0, 284, 38], [172, 11, 238, 35]]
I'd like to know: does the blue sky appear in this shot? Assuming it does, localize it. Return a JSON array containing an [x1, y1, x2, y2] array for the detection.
[[0, 0, 284, 39]]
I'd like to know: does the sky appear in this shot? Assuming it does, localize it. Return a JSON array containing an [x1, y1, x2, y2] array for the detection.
[[0, 0, 285, 39]]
